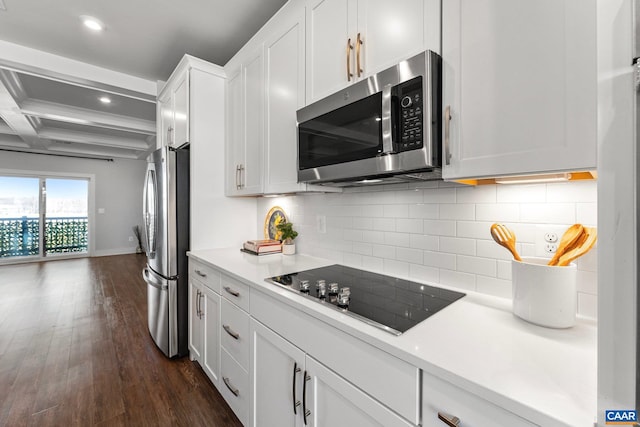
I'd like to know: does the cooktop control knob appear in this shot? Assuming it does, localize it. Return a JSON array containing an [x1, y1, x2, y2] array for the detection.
[[401, 95, 412, 108], [337, 287, 351, 308], [318, 282, 327, 298], [300, 280, 310, 293], [328, 283, 339, 295]]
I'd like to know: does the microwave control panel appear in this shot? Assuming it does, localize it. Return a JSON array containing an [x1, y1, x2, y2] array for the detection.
[[396, 76, 423, 152]]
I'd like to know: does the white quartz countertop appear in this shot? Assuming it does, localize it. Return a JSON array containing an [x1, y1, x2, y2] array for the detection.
[[188, 248, 597, 427]]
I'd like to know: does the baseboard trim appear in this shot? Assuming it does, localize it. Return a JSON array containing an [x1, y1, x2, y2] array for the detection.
[[93, 248, 138, 257]]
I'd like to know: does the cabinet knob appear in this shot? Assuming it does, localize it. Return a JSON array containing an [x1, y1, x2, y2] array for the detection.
[[438, 412, 460, 427]]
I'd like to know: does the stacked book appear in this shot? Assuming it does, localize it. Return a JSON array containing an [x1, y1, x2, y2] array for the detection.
[[241, 239, 282, 255]]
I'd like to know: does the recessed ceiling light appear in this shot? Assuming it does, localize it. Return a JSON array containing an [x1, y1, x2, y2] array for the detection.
[[99, 96, 111, 104], [81, 15, 105, 32]]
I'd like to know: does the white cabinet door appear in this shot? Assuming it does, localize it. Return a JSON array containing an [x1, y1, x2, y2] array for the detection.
[[442, 0, 596, 180], [250, 319, 305, 427], [157, 95, 172, 149], [202, 284, 221, 385], [225, 49, 265, 196], [306, 0, 357, 102], [305, 356, 413, 427], [188, 280, 203, 362], [357, 0, 434, 76], [264, 9, 307, 194], [171, 71, 189, 148]]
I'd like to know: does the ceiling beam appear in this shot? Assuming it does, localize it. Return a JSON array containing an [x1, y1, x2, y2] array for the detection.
[[0, 122, 16, 135], [0, 70, 43, 148], [20, 99, 156, 135], [39, 128, 151, 151], [48, 143, 142, 160]]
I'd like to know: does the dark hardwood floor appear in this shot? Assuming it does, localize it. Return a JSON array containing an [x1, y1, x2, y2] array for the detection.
[[0, 255, 242, 427]]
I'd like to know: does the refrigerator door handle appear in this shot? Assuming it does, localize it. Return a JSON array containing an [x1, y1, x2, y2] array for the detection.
[[143, 267, 168, 290], [143, 167, 158, 257]]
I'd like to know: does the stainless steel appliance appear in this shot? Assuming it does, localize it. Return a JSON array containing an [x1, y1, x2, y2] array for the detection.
[[266, 265, 464, 335], [296, 50, 442, 187], [142, 145, 190, 358]]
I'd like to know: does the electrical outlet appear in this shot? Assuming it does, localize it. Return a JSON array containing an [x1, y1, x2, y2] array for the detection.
[[316, 215, 326, 234], [536, 225, 567, 257]]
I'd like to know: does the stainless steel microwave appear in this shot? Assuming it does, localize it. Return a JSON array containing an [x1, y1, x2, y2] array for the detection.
[[297, 50, 442, 187]]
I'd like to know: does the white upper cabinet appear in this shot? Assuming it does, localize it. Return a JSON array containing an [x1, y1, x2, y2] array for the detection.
[[306, 0, 440, 103], [225, 47, 265, 196], [264, 9, 307, 194], [158, 71, 189, 148], [441, 0, 597, 180]]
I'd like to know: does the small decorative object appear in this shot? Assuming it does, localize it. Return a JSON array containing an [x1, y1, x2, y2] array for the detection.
[[264, 206, 288, 240], [132, 225, 144, 254], [276, 222, 298, 255]]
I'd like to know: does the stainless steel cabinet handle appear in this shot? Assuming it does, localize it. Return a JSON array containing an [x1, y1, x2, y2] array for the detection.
[[438, 412, 460, 427], [223, 377, 239, 397], [199, 292, 204, 319], [167, 126, 174, 146], [235, 165, 241, 190], [223, 324, 240, 340], [292, 362, 301, 415], [224, 286, 240, 297], [239, 164, 245, 189], [302, 371, 310, 425], [444, 105, 452, 165], [194, 269, 207, 278]]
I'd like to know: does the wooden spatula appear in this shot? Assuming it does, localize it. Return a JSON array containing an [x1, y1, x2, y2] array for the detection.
[[557, 227, 597, 266], [548, 224, 585, 266], [490, 223, 522, 261]]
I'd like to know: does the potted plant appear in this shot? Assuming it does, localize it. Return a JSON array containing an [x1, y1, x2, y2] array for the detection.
[[276, 222, 298, 255]]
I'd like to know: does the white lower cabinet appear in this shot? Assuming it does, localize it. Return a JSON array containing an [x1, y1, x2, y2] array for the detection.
[[188, 279, 203, 362], [250, 318, 412, 427], [422, 370, 536, 427]]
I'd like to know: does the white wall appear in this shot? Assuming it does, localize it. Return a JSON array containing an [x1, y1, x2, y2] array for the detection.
[[0, 150, 146, 256], [258, 179, 598, 318]]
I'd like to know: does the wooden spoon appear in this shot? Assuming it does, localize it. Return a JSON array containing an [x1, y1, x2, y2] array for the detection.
[[557, 227, 597, 266], [547, 224, 585, 266], [490, 223, 522, 261]]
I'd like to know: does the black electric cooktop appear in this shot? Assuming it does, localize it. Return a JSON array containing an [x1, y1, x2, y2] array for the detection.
[[265, 264, 465, 335]]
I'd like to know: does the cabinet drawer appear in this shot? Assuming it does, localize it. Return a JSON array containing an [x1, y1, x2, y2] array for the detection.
[[220, 347, 249, 426], [422, 370, 536, 427], [252, 289, 420, 424], [189, 260, 220, 293], [220, 273, 250, 312], [221, 297, 250, 370]]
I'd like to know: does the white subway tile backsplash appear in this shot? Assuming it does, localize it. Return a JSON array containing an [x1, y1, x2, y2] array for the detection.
[[423, 220, 456, 236], [384, 204, 409, 218], [383, 259, 409, 277], [397, 247, 424, 265], [396, 218, 423, 233], [409, 204, 439, 219], [520, 203, 575, 224], [423, 250, 456, 270], [410, 234, 439, 251], [476, 276, 512, 299], [456, 185, 497, 203], [476, 204, 520, 222], [372, 244, 396, 259], [577, 202, 597, 226], [439, 237, 476, 256], [497, 184, 546, 203], [423, 188, 456, 203], [457, 255, 497, 277], [546, 180, 597, 203], [372, 218, 396, 231], [440, 270, 476, 291], [384, 232, 411, 248], [291, 180, 598, 318], [439, 204, 476, 220], [409, 264, 439, 283]]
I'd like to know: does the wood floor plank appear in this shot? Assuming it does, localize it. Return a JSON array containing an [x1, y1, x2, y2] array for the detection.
[[0, 255, 242, 427]]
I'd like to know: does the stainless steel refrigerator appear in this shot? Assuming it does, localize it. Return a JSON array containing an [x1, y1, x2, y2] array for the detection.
[[142, 145, 189, 358]]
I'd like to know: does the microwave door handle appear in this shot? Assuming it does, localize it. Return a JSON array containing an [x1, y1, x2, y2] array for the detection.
[[381, 84, 394, 153]]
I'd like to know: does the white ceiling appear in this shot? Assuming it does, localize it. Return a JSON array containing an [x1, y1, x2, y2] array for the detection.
[[0, 0, 288, 160]]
